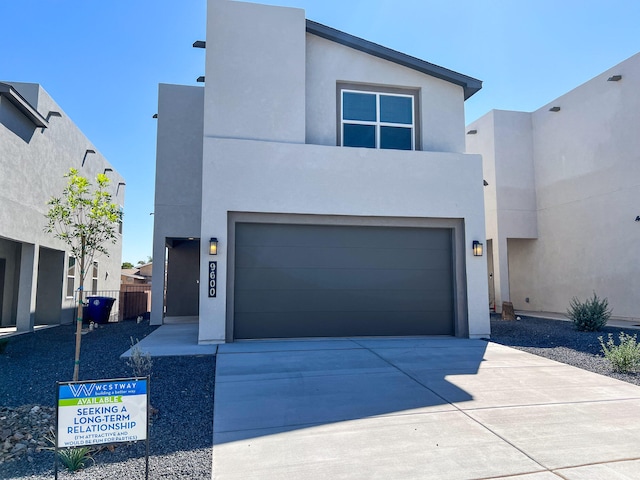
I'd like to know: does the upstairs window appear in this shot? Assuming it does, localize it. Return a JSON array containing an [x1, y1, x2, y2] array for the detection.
[[340, 88, 417, 151]]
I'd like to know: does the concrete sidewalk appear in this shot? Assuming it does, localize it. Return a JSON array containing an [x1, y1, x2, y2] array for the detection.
[[119, 323, 218, 357], [212, 337, 640, 479]]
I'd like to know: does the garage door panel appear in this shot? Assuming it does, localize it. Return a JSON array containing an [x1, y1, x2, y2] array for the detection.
[[235, 245, 452, 270], [234, 223, 455, 339], [236, 223, 451, 250], [234, 288, 454, 314], [235, 266, 451, 292], [234, 310, 453, 339]]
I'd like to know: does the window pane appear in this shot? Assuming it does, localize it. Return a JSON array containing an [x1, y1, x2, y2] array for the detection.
[[343, 92, 376, 121], [343, 124, 376, 148], [67, 257, 75, 277], [380, 95, 412, 124], [380, 126, 412, 150]]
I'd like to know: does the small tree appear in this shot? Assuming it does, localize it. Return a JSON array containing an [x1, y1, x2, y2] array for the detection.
[[121, 261, 134, 269], [45, 168, 122, 381]]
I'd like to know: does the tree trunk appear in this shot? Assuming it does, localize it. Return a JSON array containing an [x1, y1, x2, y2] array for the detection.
[[72, 241, 86, 382]]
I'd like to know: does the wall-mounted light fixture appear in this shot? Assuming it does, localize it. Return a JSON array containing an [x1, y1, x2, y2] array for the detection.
[[209, 237, 218, 255], [117, 182, 126, 195], [549, 106, 561, 112], [193, 40, 206, 48], [472, 240, 483, 257], [466, 129, 478, 135], [483, 179, 489, 186], [152, 113, 158, 119], [196, 76, 205, 83], [607, 75, 622, 82], [103, 168, 113, 174]]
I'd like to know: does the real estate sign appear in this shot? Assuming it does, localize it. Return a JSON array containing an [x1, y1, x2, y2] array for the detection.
[[56, 377, 148, 447]]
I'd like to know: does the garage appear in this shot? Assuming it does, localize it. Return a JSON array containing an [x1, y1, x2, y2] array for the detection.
[[233, 222, 455, 339]]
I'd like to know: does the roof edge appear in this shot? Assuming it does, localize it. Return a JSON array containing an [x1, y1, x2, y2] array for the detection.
[[306, 20, 482, 100], [0, 82, 48, 128]]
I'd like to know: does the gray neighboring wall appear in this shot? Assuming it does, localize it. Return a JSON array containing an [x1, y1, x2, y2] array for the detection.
[[151, 84, 204, 325], [0, 82, 125, 330]]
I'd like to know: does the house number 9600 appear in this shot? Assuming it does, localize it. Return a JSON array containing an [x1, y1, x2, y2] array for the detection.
[[208, 261, 217, 298]]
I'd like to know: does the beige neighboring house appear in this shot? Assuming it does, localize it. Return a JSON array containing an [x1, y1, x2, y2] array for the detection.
[[466, 52, 640, 321], [121, 263, 153, 286]]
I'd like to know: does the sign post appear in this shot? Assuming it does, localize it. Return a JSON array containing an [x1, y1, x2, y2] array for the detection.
[[55, 377, 149, 479]]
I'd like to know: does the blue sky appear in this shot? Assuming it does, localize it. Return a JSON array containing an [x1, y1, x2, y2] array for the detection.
[[2, 1, 639, 264]]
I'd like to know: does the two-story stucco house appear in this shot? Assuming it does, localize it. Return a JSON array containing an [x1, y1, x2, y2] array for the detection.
[[466, 52, 640, 321], [152, 0, 489, 343], [0, 82, 125, 332]]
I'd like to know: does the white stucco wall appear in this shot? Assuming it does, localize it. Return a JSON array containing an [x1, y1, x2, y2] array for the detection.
[[0, 82, 124, 327], [305, 34, 466, 153], [198, 138, 489, 342], [204, 0, 306, 143]]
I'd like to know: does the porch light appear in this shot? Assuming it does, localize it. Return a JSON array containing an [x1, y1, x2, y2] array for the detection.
[[549, 106, 561, 112], [607, 75, 622, 82], [472, 241, 483, 257], [209, 237, 218, 255]]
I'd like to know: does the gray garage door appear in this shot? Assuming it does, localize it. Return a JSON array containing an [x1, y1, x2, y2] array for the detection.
[[234, 223, 454, 339]]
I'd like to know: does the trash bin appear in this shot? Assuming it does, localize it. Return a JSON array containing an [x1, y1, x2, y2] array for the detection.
[[83, 296, 116, 324]]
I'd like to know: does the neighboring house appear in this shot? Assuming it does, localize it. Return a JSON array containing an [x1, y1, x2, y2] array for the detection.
[[152, 0, 489, 343], [136, 262, 152, 283], [121, 263, 153, 286], [466, 52, 640, 320], [121, 269, 147, 285], [0, 81, 125, 331]]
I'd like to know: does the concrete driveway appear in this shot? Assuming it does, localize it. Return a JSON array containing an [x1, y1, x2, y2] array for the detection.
[[212, 338, 640, 479]]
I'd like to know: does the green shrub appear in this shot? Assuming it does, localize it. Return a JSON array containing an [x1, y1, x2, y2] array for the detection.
[[599, 332, 640, 373], [58, 446, 94, 472], [44, 428, 95, 472], [567, 292, 611, 331]]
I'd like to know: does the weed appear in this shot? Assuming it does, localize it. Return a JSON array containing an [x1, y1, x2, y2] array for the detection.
[[126, 336, 153, 378], [599, 332, 640, 373]]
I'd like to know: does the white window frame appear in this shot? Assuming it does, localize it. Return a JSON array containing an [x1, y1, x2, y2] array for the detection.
[[340, 89, 416, 151], [91, 261, 99, 294], [66, 256, 76, 298]]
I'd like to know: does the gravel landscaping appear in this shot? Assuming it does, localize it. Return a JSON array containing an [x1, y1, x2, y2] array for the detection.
[[490, 314, 640, 386], [1, 314, 638, 479], [0, 320, 215, 480]]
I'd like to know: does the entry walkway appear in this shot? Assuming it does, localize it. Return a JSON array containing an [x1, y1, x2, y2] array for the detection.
[[213, 337, 640, 479], [120, 323, 218, 357]]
